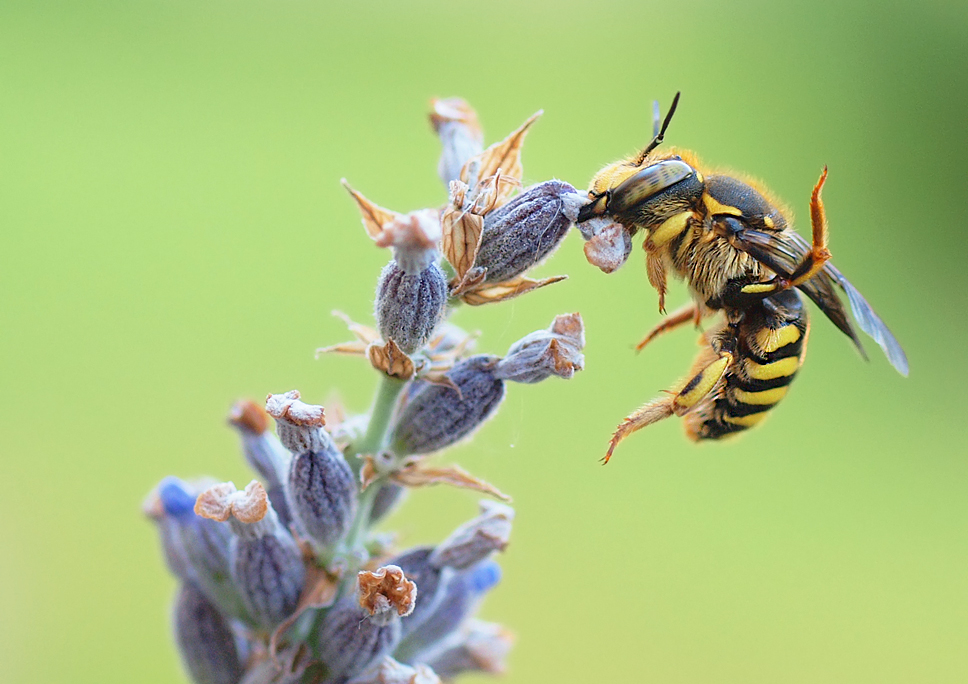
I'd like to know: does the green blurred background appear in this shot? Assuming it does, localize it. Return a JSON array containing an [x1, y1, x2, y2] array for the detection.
[[2, 1, 967, 682]]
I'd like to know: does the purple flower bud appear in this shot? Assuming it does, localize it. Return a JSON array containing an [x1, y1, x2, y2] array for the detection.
[[266, 392, 358, 549], [429, 501, 514, 571], [287, 446, 357, 549], [430, 98, 483, 187], [264, 390, 332, 455], [147, 478, 249, 621], [493, 312, 585, 384], [389, 548, 448, 639], [420, 620, 513, 679], [195, 481, 306, 630], [369, 482, 407, 525], [390, 355, 506, 456], [375, 260, 448, 355], [475, 180, 583, 284], [394, 561, 501, 664], [173, 582, 245, 684], [318, 566, 416, 681], [229, 400, 293, 529]]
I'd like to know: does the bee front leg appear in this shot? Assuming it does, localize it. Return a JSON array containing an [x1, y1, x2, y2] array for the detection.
[[645, 249, 668, 313], [604, 349, 733, 463]]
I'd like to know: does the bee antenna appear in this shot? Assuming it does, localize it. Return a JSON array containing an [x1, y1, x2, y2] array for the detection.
[[635, 91, 681, 165]]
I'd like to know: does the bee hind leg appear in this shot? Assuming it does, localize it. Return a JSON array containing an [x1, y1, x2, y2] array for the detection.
[[603, 349, 733, 463], [780, 166, 832, 288]]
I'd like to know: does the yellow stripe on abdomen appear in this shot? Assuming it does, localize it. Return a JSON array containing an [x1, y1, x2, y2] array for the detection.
[[723, 412, 769, 428], [742, 355, 800, 380], [731, 386, 789, 406], [754, 324, 801, 354]]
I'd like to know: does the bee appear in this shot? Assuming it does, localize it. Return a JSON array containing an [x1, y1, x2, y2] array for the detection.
[[576, 93, 908, 462]]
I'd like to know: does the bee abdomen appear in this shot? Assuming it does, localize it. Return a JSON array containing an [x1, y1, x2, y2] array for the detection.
[[693, 293, 808, 440]]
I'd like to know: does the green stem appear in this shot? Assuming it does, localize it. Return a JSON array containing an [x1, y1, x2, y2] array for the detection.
[[355, 375, 406, 455], [341, 374, 406, 559]]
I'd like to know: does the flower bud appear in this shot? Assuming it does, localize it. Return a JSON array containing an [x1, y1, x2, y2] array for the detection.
[[475, 180, 582, 284], [375, 260, 448, 355], [173, 582, 245, 684], [264, 390, 330, 454], [348, 657, 441, 684], [229, 400, 293, 529], [420, 620, 513, 679], [389, 547, 448, 639], [317, 566, 416, 680], [390, 355, 505, 456], [196, 481, 305, 630], [429, 501, 514, 571], [493, 312, 585, 384], [369, 482, 407, 525], [147, 477, 249, 621], [430, 98, 483, 187], [577, 216, 632, 273], [394, 560, 501, 663], [266, 391, 358, 549]]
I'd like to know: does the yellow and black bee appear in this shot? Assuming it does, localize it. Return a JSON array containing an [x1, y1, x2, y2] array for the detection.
[[576, 93, 908, 461]]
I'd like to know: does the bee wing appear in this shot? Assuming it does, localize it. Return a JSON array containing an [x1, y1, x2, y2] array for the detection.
[[734, 227, 908, 376], [725, 227, 864, 351], [786, 233, 909, 376]]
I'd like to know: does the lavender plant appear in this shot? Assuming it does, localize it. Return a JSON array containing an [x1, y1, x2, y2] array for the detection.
[[145, 98, 586, 684]]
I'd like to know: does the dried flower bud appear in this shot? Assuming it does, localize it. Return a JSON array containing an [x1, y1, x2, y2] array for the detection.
[[195, 480, 269, 525], [317, 567, 417, 681], [348, 657, 441, 684], [395, 560, 501, 663], [173, 582, 245, 684], [494, 312, 585, 384], [148, 477, 248, 621], [343, 182, 442, 276], [429, 501, 514, 570], [196, 481, 306, 630], [229, 400, 293, 528], [358, 565, 418, 624], [389, 355, 505, 456], [375, 260, 448, 355], [430, 98, 483, 187], [578, 216, 632, 273], [377, 210, 443, 275], [265, 391, 330, 454], [475, 180, 582, 284], [266, 391, 358, 548], [421, 620, 514, 679]]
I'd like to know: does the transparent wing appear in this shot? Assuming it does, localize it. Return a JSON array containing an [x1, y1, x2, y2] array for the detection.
[[728, 226, 908, 375]]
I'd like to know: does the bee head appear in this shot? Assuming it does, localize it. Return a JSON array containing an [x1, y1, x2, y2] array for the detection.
[[579, 157, 698, 223]]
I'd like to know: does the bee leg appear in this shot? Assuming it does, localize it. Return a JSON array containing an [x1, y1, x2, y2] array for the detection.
[[635, 302, 701, 352], [776, 166, 832, 289], [604, 349, 733, 463], [645, 249, 668, 313], [604, 398, 675, 464]]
